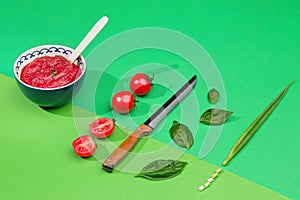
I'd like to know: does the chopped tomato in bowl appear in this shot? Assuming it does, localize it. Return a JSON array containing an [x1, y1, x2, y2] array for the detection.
[[13, 44, 86, 107]]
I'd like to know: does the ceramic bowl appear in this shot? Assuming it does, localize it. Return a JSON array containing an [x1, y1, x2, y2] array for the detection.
[[13, 44, 86, 107]]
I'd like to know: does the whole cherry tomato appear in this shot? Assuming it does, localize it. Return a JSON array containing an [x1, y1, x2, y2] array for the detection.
[[111, 91, 135, 114], [89, 118, 115, 139], [72, 135, 96, 157], [129, 73, 153, 96]]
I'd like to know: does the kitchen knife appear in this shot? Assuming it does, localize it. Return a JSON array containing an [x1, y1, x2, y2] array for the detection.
[[102, 75, 197, 172]]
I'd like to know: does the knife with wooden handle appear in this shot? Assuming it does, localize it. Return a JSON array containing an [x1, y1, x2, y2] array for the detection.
[[102, 75, 197, 172]]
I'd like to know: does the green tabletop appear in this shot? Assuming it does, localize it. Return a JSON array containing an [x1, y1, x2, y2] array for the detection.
[[1, 0, 299, 199]]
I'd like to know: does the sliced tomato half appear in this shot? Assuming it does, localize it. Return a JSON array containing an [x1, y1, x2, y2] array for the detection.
[[89, 118, 115, 139], [72, 135, 96, 157]]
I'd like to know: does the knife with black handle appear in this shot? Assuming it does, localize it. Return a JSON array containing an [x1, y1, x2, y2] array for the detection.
[[102, 75, 197, 172]]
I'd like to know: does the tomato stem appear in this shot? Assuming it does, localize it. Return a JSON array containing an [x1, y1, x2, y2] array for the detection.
[[149, 72, 154, 82]]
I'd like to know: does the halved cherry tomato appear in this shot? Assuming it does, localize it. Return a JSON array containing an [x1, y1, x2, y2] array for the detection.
[[89, 118, 115, 139], [72, 135, 96, 157], [111, 91, 135, 114], [129, 73, 153, 96]]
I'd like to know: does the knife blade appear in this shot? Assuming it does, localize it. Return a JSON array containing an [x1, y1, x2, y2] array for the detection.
[[102, 75, 197, 172]]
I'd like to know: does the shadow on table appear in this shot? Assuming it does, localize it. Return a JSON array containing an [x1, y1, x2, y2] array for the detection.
[[40, 103, 94, 118]]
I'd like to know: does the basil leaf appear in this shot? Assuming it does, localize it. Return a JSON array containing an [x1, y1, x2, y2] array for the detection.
[[51, 70, 56, 77], [200, 108, 233, 125], [135, 159, 188, 181], [169, 121, 194, 149], [208, 88, 219, 104]]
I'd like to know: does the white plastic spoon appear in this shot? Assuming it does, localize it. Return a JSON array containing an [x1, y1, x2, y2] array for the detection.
[[68, 16, 109, 63]]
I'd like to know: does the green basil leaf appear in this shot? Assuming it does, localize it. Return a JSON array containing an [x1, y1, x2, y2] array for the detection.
[[51, 70, 56, 77], [135, 159, 188, 181], [169, 121, 194, 149], [200, 108, 233, 125], [208, 88, 219, 104]]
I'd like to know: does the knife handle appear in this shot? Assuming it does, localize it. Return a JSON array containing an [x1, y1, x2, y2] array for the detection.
[[102, 124, 152, 172]]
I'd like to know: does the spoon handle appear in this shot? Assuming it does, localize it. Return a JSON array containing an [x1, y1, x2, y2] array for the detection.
[[69, 16, 109, 63]]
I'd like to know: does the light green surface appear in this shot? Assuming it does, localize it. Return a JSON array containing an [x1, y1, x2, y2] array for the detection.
[[0, 74, 288, 200], [1, 0, 300, 199]]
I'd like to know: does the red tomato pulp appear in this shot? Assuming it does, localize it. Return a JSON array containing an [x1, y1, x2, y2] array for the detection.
[[72, 135, 96, 157], [89, 118, 115, 139], [20, 55, 81, 88]]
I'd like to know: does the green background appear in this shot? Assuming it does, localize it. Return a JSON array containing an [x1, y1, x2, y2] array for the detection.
[[1, 0, 299, 199]]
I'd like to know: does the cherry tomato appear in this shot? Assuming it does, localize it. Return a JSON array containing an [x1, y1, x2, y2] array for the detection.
[[112, 91, 135, 114], [89, 118, 115, 139], [72, 135, 96, 157], [129, 73, 153, 96]]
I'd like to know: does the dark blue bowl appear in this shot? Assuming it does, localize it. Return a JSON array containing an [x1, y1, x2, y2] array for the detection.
[[13, 45, 86, 107]]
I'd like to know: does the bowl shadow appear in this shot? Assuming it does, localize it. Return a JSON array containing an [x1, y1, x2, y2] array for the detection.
[[40, 103, 95, 117]]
